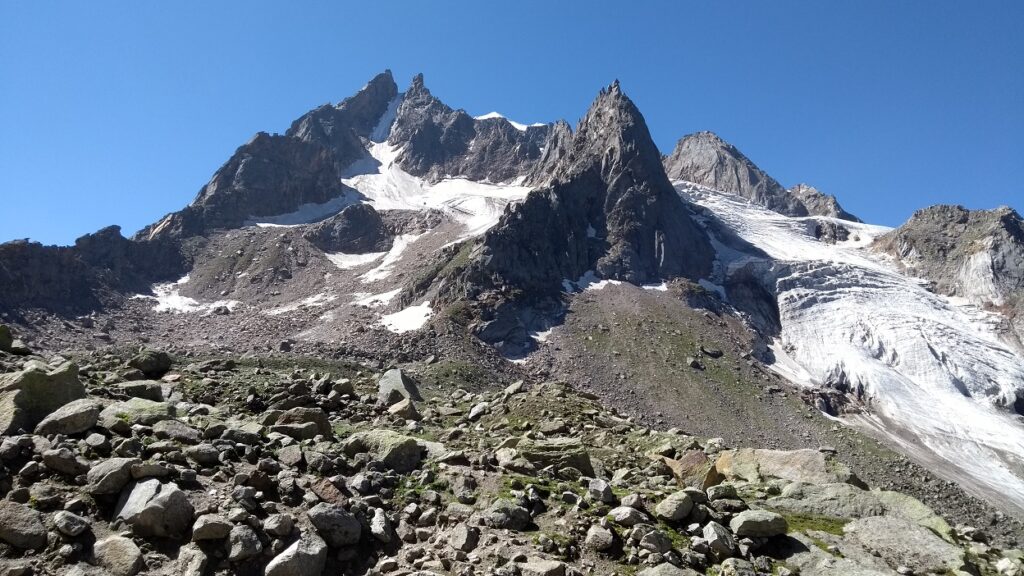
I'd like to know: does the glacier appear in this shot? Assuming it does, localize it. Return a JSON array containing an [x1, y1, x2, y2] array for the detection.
[[678, 182, 1024, 515]]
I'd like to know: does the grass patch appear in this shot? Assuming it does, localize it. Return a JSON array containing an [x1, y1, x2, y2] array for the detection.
[[781, 511, 849, 536]]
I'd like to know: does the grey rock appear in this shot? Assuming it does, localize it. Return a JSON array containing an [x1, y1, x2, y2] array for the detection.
[[588, 478, 616, 504], [54, 510, 91, 537], [153, 418, 201, 443], [609, 506, 649, 527], [42, 447, 89, 475], [0, 500, 46, 549], [191, 514, 231, 541], [228, 525, 263, 562], [34, 398, 102, 435], [519, 558, 566, 576], [127, 349, 172, 377], [93, 535, 143, 576], [264, 513, 294, 537], [99, 397, 175, 428], [376, 368, 422, 406], [303, 203, 392, 254], [654, 491, 694, 522], [116, 380, 163, 402], [177, 543, 208, 576], [86, 457, 140, 495], [307, 503, 361, 547], [484, 498, 532, 530], [703, 520, 736, 558], [0, 361, 86, 435], [636, 564, 702, 576], [342, 429, 423, 472], [790, 183, 861, 222], [843, 516, 966, 574], [584, 524, 615, 551], [114, 479, 194, 538], [449, 523, 479, 552], [729, 509, 788, 537], [264, 532, 328, 576]]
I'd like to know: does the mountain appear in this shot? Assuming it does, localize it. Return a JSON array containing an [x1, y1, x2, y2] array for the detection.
[[1, 69, 1024, 559], [664, 132, 860, 222], [876, 204, 1024, 351]]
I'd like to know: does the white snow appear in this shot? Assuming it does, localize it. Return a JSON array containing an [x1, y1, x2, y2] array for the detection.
[[133, 275, 241, 315], [352, 288, 401, 307], [380, 301, 433, 333], [642, 282, 669, 292], [342, 142, 532, 241], [563, 270, 623, 293], [265, 292, 336, 316], [474, 111, 545, 132], [359, 233, 421, 283], [244, 195, 355, 227], [325, 251, 386, 270], [678, 181, 1024, 515], [371, 94, 403, 142]]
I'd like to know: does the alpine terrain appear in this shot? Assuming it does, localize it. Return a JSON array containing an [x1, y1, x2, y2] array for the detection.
[[0, 70, 1022, 576]]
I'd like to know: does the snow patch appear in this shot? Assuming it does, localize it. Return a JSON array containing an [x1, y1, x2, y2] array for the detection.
[[359, 234, 421, 283], [371, 94, 403, 142], [134, 275, 241, 315], [265, 293, 336, 316], [342, 142, 531, 241], [642, 282, 669, 292], [325, 251, 386, 270], [563, 270, 622, 293], [352, 289, 402, 307], [245, 195, 356, 227], [381, 301, 433, 333], [474, 111, 545, 132]]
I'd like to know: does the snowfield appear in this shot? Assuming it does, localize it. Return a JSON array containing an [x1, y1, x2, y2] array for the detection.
[[678, 182, 1024, 515], [341, 142, 532, 242], [381, 301, 433, 333], [133, 275, 241, 315]]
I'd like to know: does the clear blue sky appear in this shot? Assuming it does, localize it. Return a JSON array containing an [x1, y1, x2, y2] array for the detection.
[[2, 1, 1021, 245]]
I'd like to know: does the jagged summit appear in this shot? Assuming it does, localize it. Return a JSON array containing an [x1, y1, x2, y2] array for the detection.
[[387, 74, 548, 183], [457, 81, 713, 305]]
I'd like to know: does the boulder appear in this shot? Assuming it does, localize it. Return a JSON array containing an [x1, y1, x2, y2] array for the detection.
[[342, 430, 423, 473], [114, 479, 194, 538], [654, 491, 694, 522], [703, 521, 736, 558], [0, 361, 86, 434], [842, 516, 966, 574], [307, 503, 361, 547], [228, 525, 263, 561], [715, 448, 858, 486], [729, 509, 787, 537], [153, 419, 201, 443], [387, 398, 421, 420], [42, 447, 89, 475], [449, 523, 480, 552], [636, 564, 702, 576], [93, 535, 144, 576], [275, 407, 333, 438], [99, 397, 175, 428], [377, 368, 421, 406], [35, 398, 103, 435], [484, 498, 532, 530], [54, 510, 91, 537], [127, 349, 172, 377], [265, 532, 328, 576], [0, 500, 46, 549], [585, 524, 615, 551], [519, 559, 566, 576], [515, 436, 594, 476], [609, 506, 649, 527], [0, 325, 12, 352], [86, 457, 140, 495], [116, 381, 164, 402], [191, 514, 231, 541], [658, 450, 722, 489]]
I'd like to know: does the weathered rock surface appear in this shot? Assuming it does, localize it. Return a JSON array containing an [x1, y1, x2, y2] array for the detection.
[[0, 361, 85, 434], [114, 479, 195, 538]]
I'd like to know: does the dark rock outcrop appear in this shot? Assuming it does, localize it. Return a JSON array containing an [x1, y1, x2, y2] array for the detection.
[[466, 81, 714, 296], [789, 183, 861, 222], [303, 204, 392, 254], [0, 226, 185, 314], [389, 74, 548, 183], [876, 204, 1024, 348]]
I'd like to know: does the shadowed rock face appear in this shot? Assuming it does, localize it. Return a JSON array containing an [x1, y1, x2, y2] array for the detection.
[[664, 131, 809, 217], [389, 74, 549, 183], [0, 226, 185, 314], [303, 204, 391, 254], [876, 204, 1024, 349], [463, 82, 714, 297]]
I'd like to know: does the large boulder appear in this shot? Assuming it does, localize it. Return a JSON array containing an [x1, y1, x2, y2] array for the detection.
[[515, 436, 594, 476], [842, 516, 967, 574], [99, 397, 175, 428], [264, 531, 328, 576], [127, 349, 172, 377], [275, 407, 333, 438], [715, 448, 858, 486], [376, 368, 422, 406], [115, 381, 164, 402], [35, 398, 103, 435], [729, 509, 787, 537], [86, 457, 140, 495], [0, 325, 12, 352], [654, 490, 694, 522], [342, 430, 423, 473], [93, 535, 144, 576], [484, 498, 532, 530], [637, 564, 702, 576], [0, 500, 46, 550], [0, 361, 86, 434], [307, 503, 361, 547], [658, 450, 722, 489], [114, 479, 194, 538]]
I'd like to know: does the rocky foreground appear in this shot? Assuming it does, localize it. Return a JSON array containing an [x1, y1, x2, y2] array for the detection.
[[0, 325, 1020, 576]]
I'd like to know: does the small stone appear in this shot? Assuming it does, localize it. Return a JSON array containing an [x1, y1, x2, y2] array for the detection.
[[228, 525, 262, 562], [54, 510, 90, 537]]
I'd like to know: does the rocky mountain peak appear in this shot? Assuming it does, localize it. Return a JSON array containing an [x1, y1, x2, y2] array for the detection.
[[386, 74, 548, 183], [789, 183, 861, 222], [664, 131, 809, 217]]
